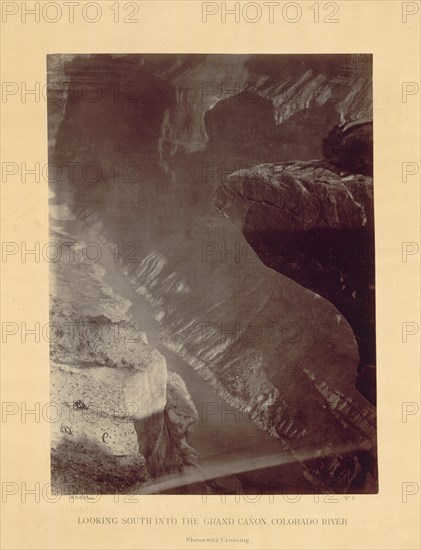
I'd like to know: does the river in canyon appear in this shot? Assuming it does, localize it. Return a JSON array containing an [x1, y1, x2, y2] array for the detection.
[[58, 187, 314, 494], [50, 54, 376, 494]]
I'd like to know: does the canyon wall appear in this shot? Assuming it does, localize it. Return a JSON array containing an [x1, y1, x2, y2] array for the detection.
[[49, 54, 376, 493], [48, 54, 372, 163]]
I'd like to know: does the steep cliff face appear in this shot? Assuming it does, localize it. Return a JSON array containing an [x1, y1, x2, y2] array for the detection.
[[213, 119, 376, 404], [50, 228, 198, 493], [213, 158, 375, 366]]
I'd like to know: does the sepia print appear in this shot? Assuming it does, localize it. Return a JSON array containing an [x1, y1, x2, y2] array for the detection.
[[48, 54, 376, 495]]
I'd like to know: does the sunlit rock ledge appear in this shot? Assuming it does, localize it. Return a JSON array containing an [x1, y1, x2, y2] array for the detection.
[[50, 229, 199, 494]]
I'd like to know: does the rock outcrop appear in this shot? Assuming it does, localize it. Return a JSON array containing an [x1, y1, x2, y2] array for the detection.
[[50, 229, 198, 493], [323, 120, 373, 176], [214, 159, 375, 403]]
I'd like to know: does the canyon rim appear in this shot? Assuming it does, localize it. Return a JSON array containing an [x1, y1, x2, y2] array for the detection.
[[48, 53, 377, 495]]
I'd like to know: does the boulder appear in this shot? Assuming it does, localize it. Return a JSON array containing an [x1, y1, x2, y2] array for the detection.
[[323, 120, 373, 176]]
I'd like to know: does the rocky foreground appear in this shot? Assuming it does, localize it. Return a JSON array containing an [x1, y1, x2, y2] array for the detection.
[[50, 229, 199, 494]]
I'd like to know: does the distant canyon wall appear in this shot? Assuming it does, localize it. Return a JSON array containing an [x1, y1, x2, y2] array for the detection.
[[48, 54, 372, 165]]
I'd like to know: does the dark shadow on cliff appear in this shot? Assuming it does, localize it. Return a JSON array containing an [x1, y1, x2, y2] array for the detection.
[[51, 54, 177, 214], [242, 226, 375, 395], [204, 91, 340, 163], [323, 121, 373, 176]]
